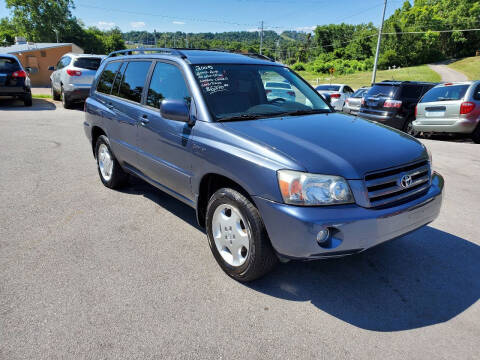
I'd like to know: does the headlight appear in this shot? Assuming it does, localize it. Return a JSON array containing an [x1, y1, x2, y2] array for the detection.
[[277, 170, 354, 206]]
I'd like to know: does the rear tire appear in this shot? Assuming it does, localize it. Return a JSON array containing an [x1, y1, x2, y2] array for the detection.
[[95, 135, 128, 189], [472, 124, 480, 144], [51, 83, 60, 101], [23, 92, 32, 107], [403, 118, 419, 137], [206, 188, 278, 282], [61, 86, 72, 109]]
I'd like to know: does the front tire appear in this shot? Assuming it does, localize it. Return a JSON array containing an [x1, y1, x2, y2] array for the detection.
[[95, 135, 128, 189], [206, 188, 278, 282]]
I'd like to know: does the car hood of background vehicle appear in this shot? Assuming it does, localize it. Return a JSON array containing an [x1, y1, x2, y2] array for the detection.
[[220, 113, 427, 179]]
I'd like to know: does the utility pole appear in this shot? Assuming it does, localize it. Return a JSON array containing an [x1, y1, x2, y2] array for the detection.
[[275, 39, 279, 61], [371, 0, 387, 84], [54, 29, 59, 43], [259, 21, 264, 55], [186, 33, 188, 48], [174, 33, 176, 48], [153, 29, 156, 47], [164, 34, 167, 48]]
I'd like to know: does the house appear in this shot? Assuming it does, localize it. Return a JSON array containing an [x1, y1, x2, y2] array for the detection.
[[2, 38, 84, 86]]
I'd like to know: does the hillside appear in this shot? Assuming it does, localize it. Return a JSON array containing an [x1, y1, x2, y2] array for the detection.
[[447, 57, 480, 80]]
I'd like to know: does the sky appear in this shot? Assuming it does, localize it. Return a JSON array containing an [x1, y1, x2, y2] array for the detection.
[[0, 0, 405, 33]]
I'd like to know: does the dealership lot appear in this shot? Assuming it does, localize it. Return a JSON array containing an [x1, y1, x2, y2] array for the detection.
[[1, 99, 479, 359]]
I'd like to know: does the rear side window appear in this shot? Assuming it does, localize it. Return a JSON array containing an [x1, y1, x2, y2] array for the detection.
[[118, 61, 152, 103], [352, 88, 367, 97], [400, 85, 424, 99], [367, 85, 397, 98], [0, 57, 20, 72], [420, 85, 469, 103], [97, 62, 122, 94], [146, 62, 190, 109], [111, 62, 127, 96], [73, 57, 102, 70]]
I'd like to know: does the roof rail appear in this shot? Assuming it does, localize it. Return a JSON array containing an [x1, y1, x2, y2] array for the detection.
[[104, 47, 187, 60]]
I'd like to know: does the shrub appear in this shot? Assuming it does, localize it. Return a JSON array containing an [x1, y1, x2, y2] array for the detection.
[[291, 62, 307, 71]]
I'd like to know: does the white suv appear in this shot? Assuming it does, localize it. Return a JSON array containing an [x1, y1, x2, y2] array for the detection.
[[49, 53, 105, 108]]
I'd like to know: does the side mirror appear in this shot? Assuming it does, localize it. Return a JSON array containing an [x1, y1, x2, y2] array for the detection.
[[160, 100, 194, 126], [25, 67, 31, 73], [48, 66, 55, 71]]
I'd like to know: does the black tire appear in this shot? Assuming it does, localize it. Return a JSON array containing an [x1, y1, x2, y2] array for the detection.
[[472, 124, 480, 144], [95, 135, 128, 189], [51, 83, 60, 101], [206, 188, 278, 282], [23, 92, 32, 107], [403, 118, 419, 137], [61, 86, 72, 109]]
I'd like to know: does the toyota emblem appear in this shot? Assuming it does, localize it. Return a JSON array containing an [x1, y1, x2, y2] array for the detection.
[[400, 174, 413, 188]]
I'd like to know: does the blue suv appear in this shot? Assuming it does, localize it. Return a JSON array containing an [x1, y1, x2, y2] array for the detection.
[[84, 49, 444, 281]]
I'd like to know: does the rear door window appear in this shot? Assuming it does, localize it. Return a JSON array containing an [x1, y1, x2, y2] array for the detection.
[[146, 62, 190, 109], [0, 57, 20, 72], [420, 85, 469, 103], [73, 57, 102, 70], [97, 62, 122, 94], [111, 62, 127, 96], [118, 61, 152, 103]]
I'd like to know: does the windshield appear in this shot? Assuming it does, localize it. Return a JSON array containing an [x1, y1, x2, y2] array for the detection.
[[193, 64, 330, 121], [0, 57, 20, 72], [352, 88, 368, 98], [73, 57, 102, 70], [367, 84, 398, 98], [265, 82, 291, 89], [420, 85, 469, 103], [316, 85, 340, 91]]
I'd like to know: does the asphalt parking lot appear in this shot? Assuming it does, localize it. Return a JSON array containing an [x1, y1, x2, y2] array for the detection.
[[1, 99, 479, 359]]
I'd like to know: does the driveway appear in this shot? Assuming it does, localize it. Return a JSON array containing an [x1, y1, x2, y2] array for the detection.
[[428, 63, 468, 82], [1, 100, 479, 359]]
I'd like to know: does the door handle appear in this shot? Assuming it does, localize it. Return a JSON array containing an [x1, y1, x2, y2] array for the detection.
[[140, 114, 149, 125]]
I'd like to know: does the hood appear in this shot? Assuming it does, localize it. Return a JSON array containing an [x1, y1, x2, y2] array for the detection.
[[220, 113, 427, 179]]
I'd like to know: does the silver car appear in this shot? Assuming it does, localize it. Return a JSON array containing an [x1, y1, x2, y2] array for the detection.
[[343, 87, 370, 115], [49, 53, 105, 108], [413, 81, 480, 143], [315, 84, 354, 111], [264, 81, 296, 102]]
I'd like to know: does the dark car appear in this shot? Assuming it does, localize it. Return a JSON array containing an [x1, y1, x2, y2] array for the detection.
[[0, 54, 32, 106], [84, 49, 443, 281], [358, 81, 436, 134]]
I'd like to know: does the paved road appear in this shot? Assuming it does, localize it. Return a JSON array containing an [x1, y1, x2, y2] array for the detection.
[[1, 99, 479, 359], [428, 63, 469, 82]]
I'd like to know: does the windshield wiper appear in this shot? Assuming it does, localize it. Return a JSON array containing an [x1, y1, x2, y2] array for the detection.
[[437, 97, 457, 101], [217, 114, 268, 122], [274, 109, 331, 117]]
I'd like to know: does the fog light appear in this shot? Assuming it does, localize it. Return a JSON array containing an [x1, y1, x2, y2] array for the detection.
[[316, 228, 330, 244]]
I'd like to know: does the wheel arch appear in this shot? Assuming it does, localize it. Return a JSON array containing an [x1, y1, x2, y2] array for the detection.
[[196, 173, 254, 229], [91, 126, 107, 157]]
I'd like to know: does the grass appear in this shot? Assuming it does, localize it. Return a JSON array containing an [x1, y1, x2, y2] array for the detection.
[[448, 56, 480, 80], [299, 65, 441, 90], [32, 94, 53, 99]]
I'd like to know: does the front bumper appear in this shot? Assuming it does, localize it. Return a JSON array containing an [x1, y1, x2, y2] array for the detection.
[[254, 172, 444, 259], [413, 118, 479, 134], [63, 84, 91, 101]]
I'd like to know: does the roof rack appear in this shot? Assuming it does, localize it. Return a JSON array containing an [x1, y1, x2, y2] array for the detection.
[[104, 47, 275, 63], [105, 48, 187, 60]]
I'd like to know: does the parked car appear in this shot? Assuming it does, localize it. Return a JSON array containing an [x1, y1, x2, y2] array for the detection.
[[0, 54, 32, 106], [49, 53, 105, 108], [413, 81, 480, 143], [315, 84, 354, 111], [343, 87, 370, 115], [84, 49, 444, 281], [264, 81, 296, 102], [358, 81, 436, 134]]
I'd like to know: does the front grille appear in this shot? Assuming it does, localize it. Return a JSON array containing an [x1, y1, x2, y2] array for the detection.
[[365, 160, 431, 208]]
